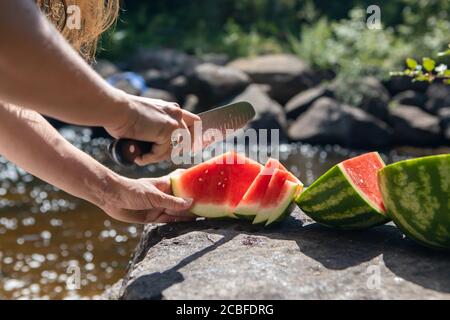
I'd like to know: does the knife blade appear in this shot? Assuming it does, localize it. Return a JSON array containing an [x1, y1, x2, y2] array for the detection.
[[108, 101, 256, 166]]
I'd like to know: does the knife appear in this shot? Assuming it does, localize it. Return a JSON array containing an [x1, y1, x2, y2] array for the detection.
[[108, 101, 256, 166]]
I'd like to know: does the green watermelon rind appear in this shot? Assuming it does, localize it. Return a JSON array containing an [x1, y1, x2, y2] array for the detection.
[[296, 161, 389, 230], [265, 181, 300, 226], [378, 154, 450, 250]]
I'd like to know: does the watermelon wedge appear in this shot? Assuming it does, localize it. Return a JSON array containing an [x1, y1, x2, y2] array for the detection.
[[296, 152, 390, 230], [171, 152, 263, 218], [234, 158, 284, 218], [378, 154, 450, 249], [253, 168, 299, 224]]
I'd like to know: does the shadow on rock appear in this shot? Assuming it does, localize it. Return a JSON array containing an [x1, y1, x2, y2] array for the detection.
[[383, 235, 450, 293], [121, 230, 236, 300]]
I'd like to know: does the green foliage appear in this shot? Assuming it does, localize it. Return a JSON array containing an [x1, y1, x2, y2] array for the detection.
[[98, 0, 450, 85], [390, 44, 450, 84]]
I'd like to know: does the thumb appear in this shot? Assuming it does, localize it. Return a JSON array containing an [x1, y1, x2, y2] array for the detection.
[[152, 190, 193, 211]]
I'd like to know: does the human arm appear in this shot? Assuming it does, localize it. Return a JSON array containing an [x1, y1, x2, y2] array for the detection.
[[0, 102, 194, 223], [0, 0, 200, 165]]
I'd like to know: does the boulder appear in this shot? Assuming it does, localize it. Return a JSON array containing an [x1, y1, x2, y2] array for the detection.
[[285, 85, 333, 120], [288, 97, 392, 149], [227, 54, 319, 104], [92, 59, 119, 78], [330, 77, 391, 121], [424, 83, 450, 114], [128, 48, 199, 77], [188, 63, 250, 109], [390, 104, 442, 146], [438, 107, 450, 142], [141, 88, 176, 102], [228, 84, 288, 141], [106, 209, 450, 300], [392, 90, 427, 109], [200, 53, 230, 66], [383, 76, 429, 95]]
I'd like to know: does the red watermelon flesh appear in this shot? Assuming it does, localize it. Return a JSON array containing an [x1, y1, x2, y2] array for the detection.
[[253, 168, 294, 224], [171, 152, 263, 218], [339, 152, 386, 213], [234, 158, 283, 217]]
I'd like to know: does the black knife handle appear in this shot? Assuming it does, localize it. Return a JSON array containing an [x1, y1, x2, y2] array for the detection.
[[108, 139, 153, 167]]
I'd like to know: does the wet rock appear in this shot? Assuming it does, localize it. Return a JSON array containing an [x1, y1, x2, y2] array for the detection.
[[438, 107, 450, 142], [141, 88, 176, 102], [228, 84, 288, 141], [129, 48, 199, 77], [330, 77, 391, 121], [200, 53, 230, 66], [392, 90, 427, 109], [390, 105, 442, 146], [383, 76, 429, 95], [92, 59, 119, 78], [288, 97, 392, 149], [108, 209, 450, 300], [425, 83, 450, 114], [285, 85, 333, 120], [227, 54, 319, 104], [188, 63, 250, 109]]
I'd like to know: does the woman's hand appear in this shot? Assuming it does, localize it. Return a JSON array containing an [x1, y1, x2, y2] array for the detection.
[[105, 92, 200, 166], [100, 169, 196, 224]]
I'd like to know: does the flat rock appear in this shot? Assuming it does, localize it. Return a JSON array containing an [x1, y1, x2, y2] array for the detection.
[[288, 97, 392, 148], [285, 85, 333, 120], [228, 84, 288, 142], [187, 63, 250, 109], [390, 104, 442, 146], [227, 54, 319, 104], [108, 209, 450, 300]]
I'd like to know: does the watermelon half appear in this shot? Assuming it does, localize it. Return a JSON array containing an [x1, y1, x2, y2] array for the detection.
[[296, 152, 390, 230], [171, 152, 263, 218], [378, 154, 450, 250]]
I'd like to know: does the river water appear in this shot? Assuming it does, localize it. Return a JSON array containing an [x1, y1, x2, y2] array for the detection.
[[0, 128, 448, 299]]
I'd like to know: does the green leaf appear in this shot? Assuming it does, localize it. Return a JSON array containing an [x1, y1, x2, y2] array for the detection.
[[422, 57, 435, 72], [437, 49, 450, 57], [406, 58, 417, 69]]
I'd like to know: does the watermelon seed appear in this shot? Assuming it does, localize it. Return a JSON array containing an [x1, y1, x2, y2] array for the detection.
[[198, 178, 203, 182]]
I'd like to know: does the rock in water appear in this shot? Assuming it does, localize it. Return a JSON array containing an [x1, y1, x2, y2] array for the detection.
[[227, 54, 319, 104], [106, 209, 450, 299], [288, 97, 392, 149], [390, 104, 442, 146]]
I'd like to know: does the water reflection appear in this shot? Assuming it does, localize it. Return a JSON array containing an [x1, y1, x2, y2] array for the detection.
[[0, 127, 448, 299]]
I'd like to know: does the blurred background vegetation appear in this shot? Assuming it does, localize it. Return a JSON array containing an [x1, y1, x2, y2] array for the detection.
[[99, 0, 449, 80]]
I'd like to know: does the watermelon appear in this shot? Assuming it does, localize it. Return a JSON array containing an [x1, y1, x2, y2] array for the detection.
[[378, 154, 450, 250], [234, 158, 288, 218], [252, 168, 300, 225], [171, 152, 263, 218], [296, 152, 390, 230]]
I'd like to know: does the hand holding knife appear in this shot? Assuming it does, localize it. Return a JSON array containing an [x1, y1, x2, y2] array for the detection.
[[108, 101, 256, 166]]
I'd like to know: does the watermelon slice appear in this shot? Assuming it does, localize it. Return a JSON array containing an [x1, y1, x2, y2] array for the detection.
[[235, 158, 303, 221], [234, 158, 284, 218], [171, 152, 263, 218], [253, 168, 299, 224], [296, 152, 390, 230], [378, 154, 450, 249]]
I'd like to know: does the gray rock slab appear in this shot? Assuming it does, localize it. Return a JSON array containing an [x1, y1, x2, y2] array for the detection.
[[108, 209, 450, 300]]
